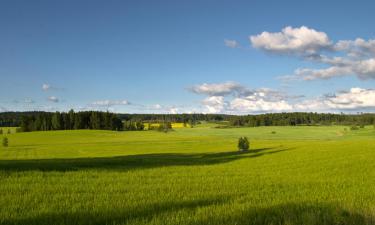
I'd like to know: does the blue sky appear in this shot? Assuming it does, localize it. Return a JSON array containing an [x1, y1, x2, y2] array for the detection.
[[1, 0, 375, 114]]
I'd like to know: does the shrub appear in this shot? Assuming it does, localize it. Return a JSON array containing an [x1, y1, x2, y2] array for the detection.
[[271, 131, 276, 134], [2, 137, 8, 147], [238, 137, 250, 151], [0, 129, 2, 135], [350, 125, 359, 131], [7, 129, 11, 134]]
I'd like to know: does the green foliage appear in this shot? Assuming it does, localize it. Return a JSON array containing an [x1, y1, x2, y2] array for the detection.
[[123, 120, 144, 131], [4, 111, 375, 128], [2, 136, 8, 147], [0, 129, 2, 135], [158, 122, 173, 133], [350, 125, 359, 130], [238, 137, 250, 151], [19, 110, 124, 132]]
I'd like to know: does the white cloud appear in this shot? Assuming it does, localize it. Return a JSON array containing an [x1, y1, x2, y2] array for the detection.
[[294, 88, 375, 111], [334, 38, 375, 57], [188, 81, 247, 96], [24, 98, 35, 104], [224, 39, 239, 48], [250, 26, 332, 55], [202, 96, 226, 113], [250, 26, 375, 81], [42, 84, 51, 91], [230, 98, 293, 113], [91, 100, 130, 107], [42, 83, 63, 91], [192, 81, 375, 113], [287, 58, 375, 81], [293, 66, 352, 80], [152, 104, 162, 110], [324, 88, 375, 110], [169, 107, 179, 114], [47, 96, 59, 103]]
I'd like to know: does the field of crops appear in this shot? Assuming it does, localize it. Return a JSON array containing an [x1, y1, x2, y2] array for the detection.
[[1, 124, 375, 225]]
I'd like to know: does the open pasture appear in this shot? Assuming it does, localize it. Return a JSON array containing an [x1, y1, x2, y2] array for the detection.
[[1, 125, 375, 225]]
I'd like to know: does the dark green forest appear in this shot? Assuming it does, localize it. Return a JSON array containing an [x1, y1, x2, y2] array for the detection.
[[1, 111, 375, 132]]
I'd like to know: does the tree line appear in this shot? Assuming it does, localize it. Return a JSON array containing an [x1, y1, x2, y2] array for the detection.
[[2, 111, 375, 131], [20, 111, 126, 132], [228, 112, 375, 127]]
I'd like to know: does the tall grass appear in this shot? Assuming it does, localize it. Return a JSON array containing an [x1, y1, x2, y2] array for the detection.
[[0, 125, 374, 225]]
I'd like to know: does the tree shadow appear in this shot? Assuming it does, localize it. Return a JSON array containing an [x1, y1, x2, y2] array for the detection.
[[193, 202, 373, 225], [0, 196, 230, 225], [1, 201, 372, 225], [0, 147, 290, 172]]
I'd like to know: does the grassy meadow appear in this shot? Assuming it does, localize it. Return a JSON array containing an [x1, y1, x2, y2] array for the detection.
[[1, 124, 375, 225]]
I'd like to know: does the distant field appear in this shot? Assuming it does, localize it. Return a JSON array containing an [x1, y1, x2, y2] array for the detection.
[[1, 124, 375, 225], [0, 127, 18, 134]]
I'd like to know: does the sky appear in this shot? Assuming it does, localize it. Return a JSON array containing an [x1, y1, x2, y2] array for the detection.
[[1, 0, 375, 114]]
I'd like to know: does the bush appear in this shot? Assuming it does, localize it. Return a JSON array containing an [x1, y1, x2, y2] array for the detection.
[[0, 129, 2, 135], [7, 129, 11, 134], [271, 131, 276, 134], [238, 137, 250, 151], [350, 125, 359, 131], [2, 137, 8, 147]]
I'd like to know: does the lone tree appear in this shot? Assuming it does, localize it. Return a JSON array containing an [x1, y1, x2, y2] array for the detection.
[[238, 137, 249, 151], [2, 137, 8, 147]]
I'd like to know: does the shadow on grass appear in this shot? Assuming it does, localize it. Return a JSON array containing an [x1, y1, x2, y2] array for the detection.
[[0, 196, 230, 225], [0, 147, 289, 172], [194, 202, 372, 225], [1, 201, 372, 225]]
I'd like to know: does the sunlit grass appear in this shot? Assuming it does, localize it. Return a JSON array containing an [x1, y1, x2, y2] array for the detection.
[[0, 125, 374, 224]]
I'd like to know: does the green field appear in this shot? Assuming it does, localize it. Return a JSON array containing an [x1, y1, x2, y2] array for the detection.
[[1, 124, 375, 225]]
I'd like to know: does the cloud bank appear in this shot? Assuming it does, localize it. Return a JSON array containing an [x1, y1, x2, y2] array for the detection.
[[189, 82, 375, 114], [250, 26, 375, 80]]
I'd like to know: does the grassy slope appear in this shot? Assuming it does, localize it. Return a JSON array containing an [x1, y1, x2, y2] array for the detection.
[[0, 125, 375, 225]]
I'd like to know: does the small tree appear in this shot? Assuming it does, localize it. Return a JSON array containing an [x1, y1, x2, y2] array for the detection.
[[238, 137, 250, 151], [2, 137, 8, 147]]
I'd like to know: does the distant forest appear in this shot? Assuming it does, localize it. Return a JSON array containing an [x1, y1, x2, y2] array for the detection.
[[0, 111, 375, 131]]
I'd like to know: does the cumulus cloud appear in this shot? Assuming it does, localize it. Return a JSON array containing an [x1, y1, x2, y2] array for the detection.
[[289, 58, 375, 81], [192, 82, 375, 113], [230, 98, 293, 113], [188, 81, 247, 96], [193, 82, 298, 114], [202, 96, 227, 113], [224, 39, 240, 48], [250, 26, 375, 80], [323, 88, 375, 110], [250, 26, 332, 56], [42, 83, 63, 91], [47, 96, 59, 103], [91, 100, 130, 107]]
